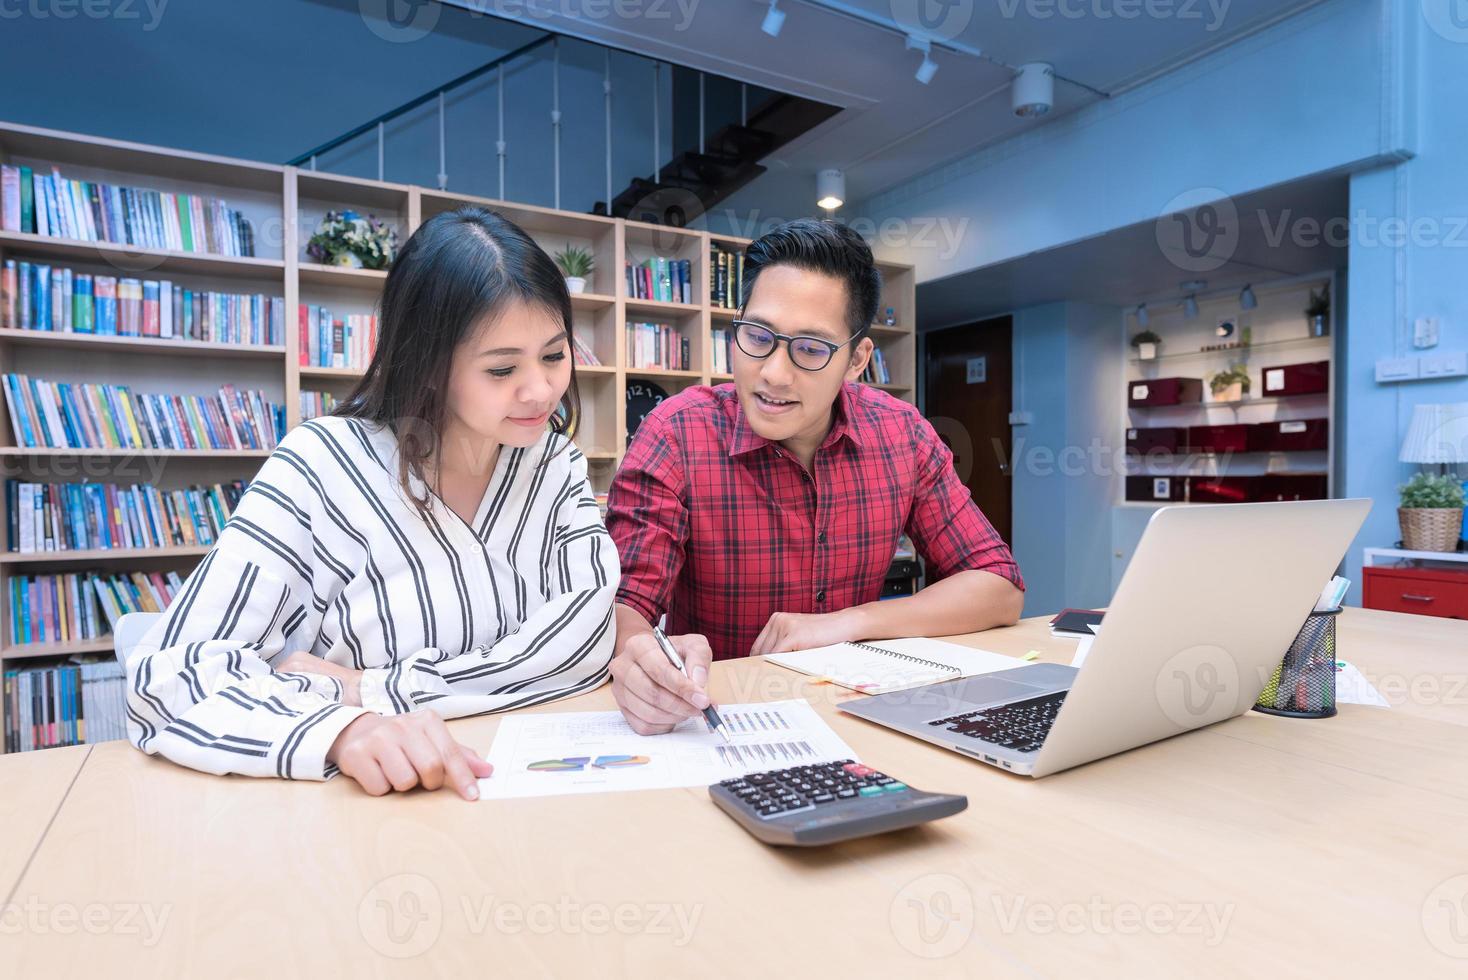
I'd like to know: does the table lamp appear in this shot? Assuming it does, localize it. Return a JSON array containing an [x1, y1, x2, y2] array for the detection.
[[1399, 402, 1468, 474]]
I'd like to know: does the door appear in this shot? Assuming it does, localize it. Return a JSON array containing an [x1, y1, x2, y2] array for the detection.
[[923, 317, 1013, 545]]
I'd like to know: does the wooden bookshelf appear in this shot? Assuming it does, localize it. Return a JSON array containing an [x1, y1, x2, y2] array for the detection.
[[0, 119, 916, 751]]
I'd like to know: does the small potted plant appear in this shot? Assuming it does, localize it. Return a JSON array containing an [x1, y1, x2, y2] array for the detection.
[[305, 210, 398, 270], [1305, 286, 1330, 337], [554, 245, 595, 294], [1131, 329, 1162, 360], [1208, 364, 1251, 402], [1398, 472, 1465, 552]]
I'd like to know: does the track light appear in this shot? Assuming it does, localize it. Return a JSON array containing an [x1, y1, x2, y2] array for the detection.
[[816, 169, 845, 210], [905, 35, 938, 84], [761, 0, 785, 37], [1240, 284, 1257, 310], [1136, 303, 1149, 327], [1184, 295, 1200, 320], [1012, 63, 1054, 117]]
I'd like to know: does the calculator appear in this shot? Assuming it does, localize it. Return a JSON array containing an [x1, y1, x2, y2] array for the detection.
[[709, 759, 968, 846]]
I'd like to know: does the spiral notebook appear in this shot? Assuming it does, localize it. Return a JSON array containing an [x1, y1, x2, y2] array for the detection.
[[766, 638, 1022, 695]]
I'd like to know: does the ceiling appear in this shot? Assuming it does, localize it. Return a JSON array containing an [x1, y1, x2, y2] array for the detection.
[[461, 0, 1331, 203], [916, 174, 1350, 327]]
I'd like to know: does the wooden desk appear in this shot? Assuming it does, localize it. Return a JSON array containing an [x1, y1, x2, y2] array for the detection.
[[3, 610, 1467, 977], [0, 744, 89, 902]]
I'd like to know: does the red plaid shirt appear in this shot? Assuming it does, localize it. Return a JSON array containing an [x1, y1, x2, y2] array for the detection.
[[607, 382, 1024, 661]]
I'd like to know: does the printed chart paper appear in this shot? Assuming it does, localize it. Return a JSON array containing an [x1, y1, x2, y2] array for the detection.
[[477, 699, 857, 800]]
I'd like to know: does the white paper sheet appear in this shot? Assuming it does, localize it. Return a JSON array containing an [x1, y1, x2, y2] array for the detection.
[[477, 699, 859, 800], [1334, 661, 1390, 707]]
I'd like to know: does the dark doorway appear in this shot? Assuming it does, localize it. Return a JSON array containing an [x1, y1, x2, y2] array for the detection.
[[923, 317, 1014, 545]]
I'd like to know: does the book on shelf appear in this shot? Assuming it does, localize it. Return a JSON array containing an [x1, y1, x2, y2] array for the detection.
[[710, 327, 735, 375], [570, 333, 601, 367], [0, 163, 256, 257], [0, 258, 283, 344], [625, 257, 693, 304], [710, 243, 745, 310], [298, 304, 377, 370], [1, 373, 285, 451], [6, 478, 245, 554], [7, 568, 184, 648], [625, 321, 690, 371], [300, 390, 338, 421], [4, 660, 128, 753], [860, 346, 892, 385]]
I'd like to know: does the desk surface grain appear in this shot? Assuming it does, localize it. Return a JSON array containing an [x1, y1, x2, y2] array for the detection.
[[2, 609, 1466, 978]]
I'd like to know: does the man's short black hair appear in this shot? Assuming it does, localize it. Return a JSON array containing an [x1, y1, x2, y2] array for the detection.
[[739, 218, 881, 340]]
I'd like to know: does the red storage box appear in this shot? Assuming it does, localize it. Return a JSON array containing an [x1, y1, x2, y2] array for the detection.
[[1187, 424, 1250, 453], [1260, 473, 1329, 501], [1250, 419, 1329, 452], [1129, 377, 1203, 407], [1261, 361, 1329, 397], [1126, 475, 1185, 502], [1189, 476, 1263, 503], [1126, 427, 1186, 455]]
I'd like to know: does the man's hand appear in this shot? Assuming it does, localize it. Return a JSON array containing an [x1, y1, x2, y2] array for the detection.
[[610, 631, 714, 735], [275, 651, 364, 707], [327, 710, 493, 800], [749, 608, 864, 656]]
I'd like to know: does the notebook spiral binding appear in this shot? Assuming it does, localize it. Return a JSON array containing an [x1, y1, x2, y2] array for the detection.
[[845, 641, 960, 675]]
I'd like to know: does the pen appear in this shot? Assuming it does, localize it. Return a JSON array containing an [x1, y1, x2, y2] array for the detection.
[[652, 626, 730, 743]]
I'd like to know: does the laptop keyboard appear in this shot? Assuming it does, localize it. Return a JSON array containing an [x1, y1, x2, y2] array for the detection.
[[927, 691, 1068, 754]]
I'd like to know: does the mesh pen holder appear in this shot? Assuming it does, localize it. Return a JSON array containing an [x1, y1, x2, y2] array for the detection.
[[1254, 608, 1339, 719]]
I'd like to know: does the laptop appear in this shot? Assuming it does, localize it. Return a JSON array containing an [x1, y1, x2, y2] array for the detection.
[[837, 498, 1371, 777]]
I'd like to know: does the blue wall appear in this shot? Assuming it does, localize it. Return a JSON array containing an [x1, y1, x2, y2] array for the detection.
[[1004, 303, 1122, 617], [855, 0, 1464, 613], [1340, 8, 1468, 602]]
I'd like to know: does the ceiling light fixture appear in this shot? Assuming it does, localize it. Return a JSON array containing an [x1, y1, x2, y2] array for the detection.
[[1012, 63, 1054, 117], [761, 0, 785, 37], [905, 35, 938, 84], [816, 169, 845, 210]]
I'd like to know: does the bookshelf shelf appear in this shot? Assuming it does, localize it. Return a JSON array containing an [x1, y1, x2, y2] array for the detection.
[[1, 545, 212, 565], [0, 328, 286, 360], [297, 262, 389, 287], [299, 366, 364, 380], [0, 230, 285, 280], [2, 636, 115, 660], [0, 447, 274, 458], [570, 292, 616, 311], [0, 120, 916, 752], [627, 368, 703, 380], [624, 297, 701, 317]]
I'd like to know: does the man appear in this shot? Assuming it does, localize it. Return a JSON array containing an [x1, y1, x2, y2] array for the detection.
[[606, 218, 1024, 734]]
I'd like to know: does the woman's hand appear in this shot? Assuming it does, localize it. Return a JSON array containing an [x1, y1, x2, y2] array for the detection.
[[327, 710, 493, 800], [275, 651, 364, 707]]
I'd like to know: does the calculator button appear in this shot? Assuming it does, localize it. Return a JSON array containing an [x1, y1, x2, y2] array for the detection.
[[812, 793, 836, 804], [836, 788, 856, 798], [883, 783, 908, 793], [858, 785, 884, 797]]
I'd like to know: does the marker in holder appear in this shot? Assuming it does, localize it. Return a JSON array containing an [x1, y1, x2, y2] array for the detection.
[[1254, 607, 1339, 719]]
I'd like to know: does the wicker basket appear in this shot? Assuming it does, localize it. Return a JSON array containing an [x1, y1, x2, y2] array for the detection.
[[1398, 507, 1465, 552]]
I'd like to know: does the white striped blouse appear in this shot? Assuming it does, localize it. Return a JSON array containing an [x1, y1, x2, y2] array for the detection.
[[125, 415, 618, 780]]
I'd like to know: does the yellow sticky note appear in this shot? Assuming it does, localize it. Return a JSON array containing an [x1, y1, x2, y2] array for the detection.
[[1023, 650, 1041, 662]]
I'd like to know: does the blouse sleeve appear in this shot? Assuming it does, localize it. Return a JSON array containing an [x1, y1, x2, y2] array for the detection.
[[356, 446, 618, 719], [125, 428, 370, 780]]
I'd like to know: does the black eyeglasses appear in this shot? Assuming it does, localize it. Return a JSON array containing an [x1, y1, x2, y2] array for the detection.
[[731, 319, 858, 372]]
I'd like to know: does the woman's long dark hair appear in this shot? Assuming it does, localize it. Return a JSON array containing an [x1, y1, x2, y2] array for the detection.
[[334, 206, 580, 513]]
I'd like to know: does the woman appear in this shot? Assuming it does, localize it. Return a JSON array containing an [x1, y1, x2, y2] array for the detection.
[[125, 207, 618, 801]]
